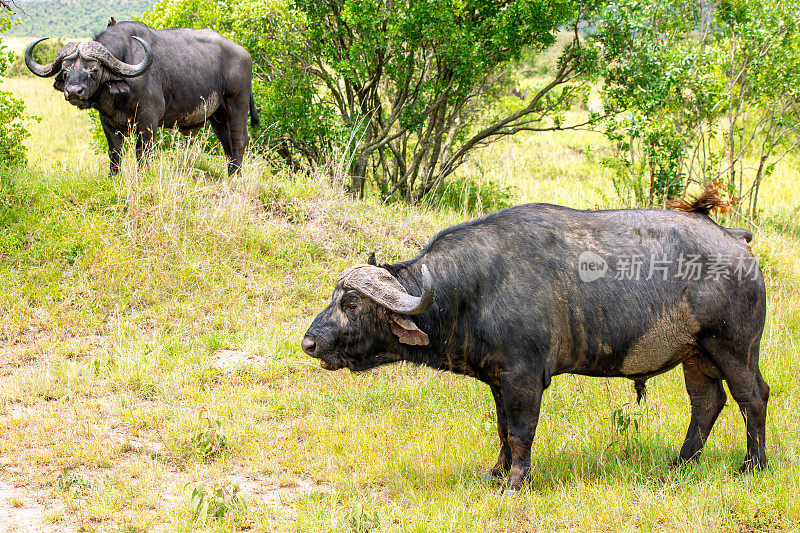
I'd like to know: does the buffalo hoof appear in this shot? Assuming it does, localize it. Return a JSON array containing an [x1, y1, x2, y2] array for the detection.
[[500, 481, 522, 495], [671, 454, 700, 468], [488, 466, 507, 480], [480, 470, 505, 487], [739, 456, 767, 473], [500, 473, 526, 494]]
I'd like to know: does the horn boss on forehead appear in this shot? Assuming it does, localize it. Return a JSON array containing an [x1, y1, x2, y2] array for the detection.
[[339, 264, 434, 315], [78, 37, 153, 78]]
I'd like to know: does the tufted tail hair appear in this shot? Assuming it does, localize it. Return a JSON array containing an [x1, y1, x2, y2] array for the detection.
[[667, 184, 734, 216]]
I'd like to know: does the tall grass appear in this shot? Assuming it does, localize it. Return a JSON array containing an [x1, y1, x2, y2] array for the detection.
[[0, 76, 798, 532]]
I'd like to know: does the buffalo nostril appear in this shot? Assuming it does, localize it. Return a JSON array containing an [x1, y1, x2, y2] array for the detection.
[[65, 87, 84, 99], [301, 336, 316, 356]]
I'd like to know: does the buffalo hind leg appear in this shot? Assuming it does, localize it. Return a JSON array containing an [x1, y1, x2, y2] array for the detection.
[[488, 386, 511, 482], [731, 368, 770, 471], [224, 94, 250, 175], [677, 359, 727, 464], [701, 337, 769, 471]]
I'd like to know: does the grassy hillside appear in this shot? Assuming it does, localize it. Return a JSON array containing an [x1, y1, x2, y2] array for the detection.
[[3, 0, 156, 38], [0, 76, 798, 531]]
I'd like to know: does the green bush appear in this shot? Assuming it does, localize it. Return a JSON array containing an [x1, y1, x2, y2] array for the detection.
[[143, 0, 605, 203], [188, 482, 246, 524], [0, 11, 29, 167], [596, 0, 800, 216]]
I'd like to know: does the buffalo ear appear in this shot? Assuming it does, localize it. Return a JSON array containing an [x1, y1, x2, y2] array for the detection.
[[367, 251, 376, 266], [107, 79, 130, 96], [389, 312, 429, 346], [53, 72, 66, 92]]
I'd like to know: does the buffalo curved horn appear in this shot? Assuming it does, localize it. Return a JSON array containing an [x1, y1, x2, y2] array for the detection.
[[79, 37, 152, 78], [24, 38, 79, 77], [339, 264, 435, 315]]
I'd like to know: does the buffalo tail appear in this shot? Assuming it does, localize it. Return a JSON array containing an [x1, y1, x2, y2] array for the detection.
[[249, 91, 260, 127]]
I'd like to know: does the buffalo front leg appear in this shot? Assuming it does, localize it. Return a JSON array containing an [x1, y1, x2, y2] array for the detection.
[[488, 385, 511, 481], [677, 359, 727, 464], [135, 124, 156, 169], [102, 122, 125, 175], [497, 379, 544, 493]]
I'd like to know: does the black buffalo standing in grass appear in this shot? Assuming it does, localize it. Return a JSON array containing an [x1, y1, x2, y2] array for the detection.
[[25, 21, 259, 175], [302, 195, 769, 492]]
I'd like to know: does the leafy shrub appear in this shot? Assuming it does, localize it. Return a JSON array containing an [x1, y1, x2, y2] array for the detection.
[[190, 415, 228, 459], [596, 0, 800, 216], [607, 404, 647, 463], [0, 11, 29, 167], [50, 468, 91, 494], [188, 482, 246, 522]]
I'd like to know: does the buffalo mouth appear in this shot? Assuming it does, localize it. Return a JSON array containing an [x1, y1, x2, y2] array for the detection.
[[319, 352, 394, 373], [318, 353, 348, 371], [66, 97, 91, 109], [320, 358, 342, 371]]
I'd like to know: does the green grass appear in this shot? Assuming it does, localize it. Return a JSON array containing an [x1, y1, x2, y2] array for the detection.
[[1, 76, 799, 532]]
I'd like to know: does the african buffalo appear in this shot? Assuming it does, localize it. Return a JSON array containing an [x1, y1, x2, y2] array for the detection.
[[25, 21, 259, 175], [302, 197, 768, 492]]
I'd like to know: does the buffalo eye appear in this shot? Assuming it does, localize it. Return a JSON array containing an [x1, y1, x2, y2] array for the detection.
[[340, 292, 361, 316]]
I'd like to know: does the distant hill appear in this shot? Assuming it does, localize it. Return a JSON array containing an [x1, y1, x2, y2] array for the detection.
[[2, 0, 157, 38]]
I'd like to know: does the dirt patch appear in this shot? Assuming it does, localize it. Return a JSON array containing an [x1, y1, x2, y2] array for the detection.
[[0, 335, 42, 371], [106, 428, 166, 457], [0, 480, 73, 533], [227, 475, 332, 511], [211, 350, 270, 373]]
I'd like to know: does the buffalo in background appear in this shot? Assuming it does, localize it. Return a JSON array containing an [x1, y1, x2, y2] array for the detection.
[[25, 21, 259, 175], [302, 196, 769, 492]]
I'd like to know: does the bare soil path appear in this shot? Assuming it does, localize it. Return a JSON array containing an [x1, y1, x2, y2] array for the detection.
[[0, 480, 74, 533]]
